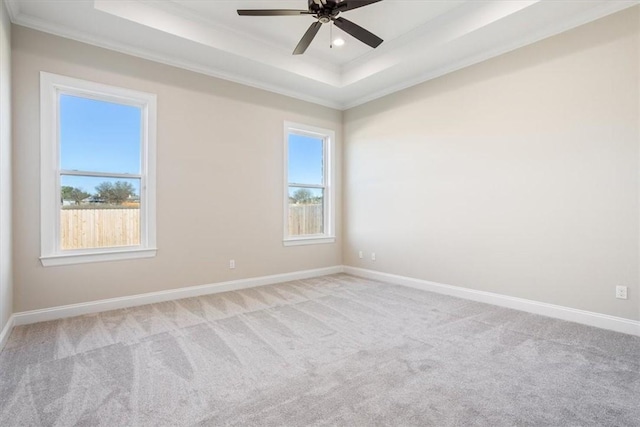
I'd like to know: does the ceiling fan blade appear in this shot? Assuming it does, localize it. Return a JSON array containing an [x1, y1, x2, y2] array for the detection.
[[336, 0, 383, 13], [237, 9, 311, 16], [333, 17, 383, 48], [293, 21, 322, 55]]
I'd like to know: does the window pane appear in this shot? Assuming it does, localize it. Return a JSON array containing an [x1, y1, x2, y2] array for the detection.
[[60, 94, 141, 174], [288, 186, 323, 236], [288, 133, 323, 185], [60, 175, 141, 250]]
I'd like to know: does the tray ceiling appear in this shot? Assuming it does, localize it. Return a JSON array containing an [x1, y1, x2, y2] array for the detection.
[[5, 0, 639, 109]]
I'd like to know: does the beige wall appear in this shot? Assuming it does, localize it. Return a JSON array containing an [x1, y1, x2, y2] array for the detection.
[[344, 7, 640, 321], [0, 0, 12, 329], [10, 7, 640, 323], [12, 26, 342, 312]]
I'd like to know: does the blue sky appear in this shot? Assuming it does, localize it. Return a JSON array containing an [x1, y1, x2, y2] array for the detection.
[[288, 133, 323, 195], [288, 134, 324, 199], [60, 94, 141, 195]]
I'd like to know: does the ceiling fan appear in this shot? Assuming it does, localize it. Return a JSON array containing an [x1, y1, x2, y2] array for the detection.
[[238, 0, 384, 55]]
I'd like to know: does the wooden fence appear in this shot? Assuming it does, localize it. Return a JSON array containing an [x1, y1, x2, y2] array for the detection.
[[61, 209, 140, 249], [60, 204, 323, 249], [289, 204, 323, 236]]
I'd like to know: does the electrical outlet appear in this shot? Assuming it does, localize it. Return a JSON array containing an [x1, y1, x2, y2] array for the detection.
[[229, 259, 236, 269], [616, 285, 627, 299], [358, 251, 363, 259], [371, 252, 376, 261]]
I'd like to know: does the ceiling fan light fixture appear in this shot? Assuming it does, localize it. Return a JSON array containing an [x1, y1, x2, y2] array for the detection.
[[333, 38, 345, 47]]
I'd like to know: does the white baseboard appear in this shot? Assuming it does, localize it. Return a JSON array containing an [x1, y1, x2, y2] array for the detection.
[[0, 314, 15, 352], [7, 264, 639, 345], [344, 266, 640, 337], [12, 266, 344, 327]]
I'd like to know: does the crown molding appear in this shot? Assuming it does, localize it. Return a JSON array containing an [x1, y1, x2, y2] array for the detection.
[[10, 12, 344, 110], [343, 0, 639, 109], [4, 0, 19, 21], [6, 0, 639, 111]]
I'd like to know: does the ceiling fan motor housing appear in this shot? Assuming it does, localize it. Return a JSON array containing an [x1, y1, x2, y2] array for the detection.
[[309, 0, 342, 14]]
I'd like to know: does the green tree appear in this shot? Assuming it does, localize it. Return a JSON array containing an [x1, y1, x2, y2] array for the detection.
[[61, 186, 74, 201], [61, 186, 90, 205], [95, 181, 136, 205], [292, 188, 313, 204], [95, 182, 114, 203], [69, 188, 91, 205], [112, 181, 136, 204]]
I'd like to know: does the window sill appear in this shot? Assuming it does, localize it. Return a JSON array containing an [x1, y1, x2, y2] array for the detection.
[[40, 248, 157, 267], [283, 237, 335, 247]]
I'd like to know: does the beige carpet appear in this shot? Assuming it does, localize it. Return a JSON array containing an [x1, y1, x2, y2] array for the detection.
[[1, 274, 639, 426]]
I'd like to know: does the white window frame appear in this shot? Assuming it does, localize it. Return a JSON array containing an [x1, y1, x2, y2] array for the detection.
[[283, 121, 335, 246], [40, 72, 157, 266]]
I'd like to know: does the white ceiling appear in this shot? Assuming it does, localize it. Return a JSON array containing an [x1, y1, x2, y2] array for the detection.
[[5, 0, 639, 109]]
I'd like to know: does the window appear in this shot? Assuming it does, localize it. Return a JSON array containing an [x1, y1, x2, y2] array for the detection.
[[40, 72, 157, 266], [284, 122, 335, 246]]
